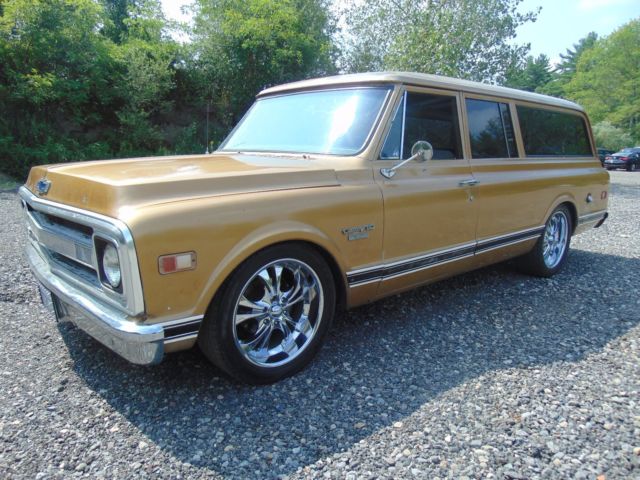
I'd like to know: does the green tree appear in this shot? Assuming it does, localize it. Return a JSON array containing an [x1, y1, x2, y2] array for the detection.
[[592, 121, 633, 150], [111, 0, 178, 155], [0, 0, 116, 176], [538, 32, 598, 97], [555, 31, 598, 78], [191, 0, 337, 128], [100, 0, 131, 43], [0, 0, 185, 178], [565, 20, 640, 142], [503, 54, 553, 92], [340, 0, 538, 82]]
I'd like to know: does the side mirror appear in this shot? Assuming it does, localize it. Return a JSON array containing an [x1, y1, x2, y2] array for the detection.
[[411, 141, 434, 162], [380, 141, 434, 179]]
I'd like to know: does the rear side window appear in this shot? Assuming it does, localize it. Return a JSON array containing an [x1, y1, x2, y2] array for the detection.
[[517, 106, 592, 157], [466, 99, 517, 158], [381, 91, 462, 160]]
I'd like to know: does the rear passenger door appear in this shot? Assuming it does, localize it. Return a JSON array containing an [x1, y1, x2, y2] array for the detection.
[[463, 95, 544, 264], [465, 95, 596, 267], [371, 88, 478, 296]]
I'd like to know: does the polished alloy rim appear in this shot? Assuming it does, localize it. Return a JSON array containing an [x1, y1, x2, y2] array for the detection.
[[542, 211, 569, 268], [232, 259, 324, 368]]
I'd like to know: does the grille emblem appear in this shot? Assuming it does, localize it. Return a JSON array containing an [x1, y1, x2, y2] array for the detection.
[[36, 178, 51, 196]]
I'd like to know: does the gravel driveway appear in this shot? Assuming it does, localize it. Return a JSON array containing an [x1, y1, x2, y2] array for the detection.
[[1, 172, 638, 479]]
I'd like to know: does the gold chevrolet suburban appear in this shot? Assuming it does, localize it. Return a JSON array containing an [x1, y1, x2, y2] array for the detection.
[[21, 72, 609, 384]]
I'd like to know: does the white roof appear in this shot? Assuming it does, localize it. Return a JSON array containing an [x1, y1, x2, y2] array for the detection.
[[258, 72, 584, 112]]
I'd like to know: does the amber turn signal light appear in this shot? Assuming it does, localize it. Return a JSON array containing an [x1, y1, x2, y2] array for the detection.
[[159, 252, 196, 274]]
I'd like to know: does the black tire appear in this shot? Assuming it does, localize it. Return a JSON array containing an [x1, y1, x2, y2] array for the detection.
[[198, 243, 336, 384], [518, 205, 573, 278], [628, 161, 638, 172]]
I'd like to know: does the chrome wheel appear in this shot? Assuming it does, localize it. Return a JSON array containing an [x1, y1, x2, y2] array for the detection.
[[232, 259, 324, 368], [542, 211, 569, 269]]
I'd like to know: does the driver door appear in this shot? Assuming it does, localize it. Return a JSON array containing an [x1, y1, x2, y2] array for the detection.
[[372, 87, 479, 296]]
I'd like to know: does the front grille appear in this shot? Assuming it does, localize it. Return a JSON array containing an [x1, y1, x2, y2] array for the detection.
[[29, 208, 93, 238], [21, 186, 143, 316], [26, 205, 98, 276], [49, 251, 101, 288]]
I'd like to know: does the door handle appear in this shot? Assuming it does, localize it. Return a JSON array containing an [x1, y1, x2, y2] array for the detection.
[[459, 179, 479, 187]]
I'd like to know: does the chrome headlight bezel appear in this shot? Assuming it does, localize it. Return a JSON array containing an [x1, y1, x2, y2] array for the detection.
[[95, 237, 125, 294]]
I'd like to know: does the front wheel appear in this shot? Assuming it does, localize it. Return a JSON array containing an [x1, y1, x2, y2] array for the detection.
[[518, 205, 572, 277], [199, 244, 336, 384]]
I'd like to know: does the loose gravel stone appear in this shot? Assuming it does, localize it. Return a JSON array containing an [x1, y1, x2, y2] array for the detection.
[[0, 171, 638, 479]]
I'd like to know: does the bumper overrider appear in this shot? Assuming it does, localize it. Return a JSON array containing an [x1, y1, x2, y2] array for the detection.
[[19, 187, 201, 365]]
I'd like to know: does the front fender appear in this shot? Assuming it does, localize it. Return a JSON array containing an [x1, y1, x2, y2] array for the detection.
[[194, 221, 347, 314], [127, 183, 383, 323]]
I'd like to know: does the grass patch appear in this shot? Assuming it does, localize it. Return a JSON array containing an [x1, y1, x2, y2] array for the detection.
[[0, 172, 20, 191]]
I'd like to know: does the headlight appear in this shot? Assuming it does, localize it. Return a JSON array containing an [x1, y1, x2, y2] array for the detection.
[[102, 243, 121, 289]]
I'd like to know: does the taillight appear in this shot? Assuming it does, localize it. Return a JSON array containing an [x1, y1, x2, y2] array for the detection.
[[620, 157, 629, 161]]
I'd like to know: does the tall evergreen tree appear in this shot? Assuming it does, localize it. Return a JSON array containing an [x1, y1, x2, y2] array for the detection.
[[504, 54, 553, 92], [555, 31, 598, 78], [565, 20, 640, 142]]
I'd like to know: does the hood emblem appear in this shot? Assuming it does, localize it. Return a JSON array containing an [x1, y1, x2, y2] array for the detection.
[[36, 178, 51, 196]]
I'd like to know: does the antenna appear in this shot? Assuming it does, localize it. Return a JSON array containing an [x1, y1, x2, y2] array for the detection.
[[205, 100, 210, 154]]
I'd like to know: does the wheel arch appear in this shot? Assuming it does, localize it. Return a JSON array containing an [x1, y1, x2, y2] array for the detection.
[[559, 201, 578, 234], [195, 226, 348, 317], [543, 195, 578, 234]]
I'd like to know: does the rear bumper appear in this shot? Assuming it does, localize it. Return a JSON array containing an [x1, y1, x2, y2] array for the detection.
[[604, 160, 625, 168], [27, 242, 172, 365], [575, 210, 608, 235]]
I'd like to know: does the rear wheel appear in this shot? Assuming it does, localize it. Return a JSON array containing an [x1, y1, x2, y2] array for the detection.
[[199, 244, 335, 384], [628, 161, 638, 172], [518, 205, 572, 277]]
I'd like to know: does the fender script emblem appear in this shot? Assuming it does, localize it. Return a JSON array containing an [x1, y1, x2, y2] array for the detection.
[[341, 224, 374, 241]]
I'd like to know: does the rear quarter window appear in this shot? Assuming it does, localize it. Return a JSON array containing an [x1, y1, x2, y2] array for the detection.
[[516, 106, 592, 157]]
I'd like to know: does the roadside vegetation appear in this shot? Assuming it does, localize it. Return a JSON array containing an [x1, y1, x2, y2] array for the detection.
[[1, 0, 638, 180], [504, 23, 640, 151]]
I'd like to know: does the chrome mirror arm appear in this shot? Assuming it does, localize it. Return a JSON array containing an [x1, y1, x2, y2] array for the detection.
[[380, 152, 421, 179], [380, 141, 434, 179]]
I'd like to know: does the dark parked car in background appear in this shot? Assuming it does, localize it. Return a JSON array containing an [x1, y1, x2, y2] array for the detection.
[[597, 148, 614, 165], [604, 147, 640, 171]]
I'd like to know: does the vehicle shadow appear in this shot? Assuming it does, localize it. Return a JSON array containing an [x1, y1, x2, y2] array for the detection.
[[59, 249, 640, 478]]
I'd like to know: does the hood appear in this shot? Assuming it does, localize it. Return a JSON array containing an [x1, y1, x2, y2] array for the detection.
[[25, 153, 339, 218]]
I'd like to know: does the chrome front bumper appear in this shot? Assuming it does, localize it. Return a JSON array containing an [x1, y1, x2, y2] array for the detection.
[[27, 242, 165, 365]]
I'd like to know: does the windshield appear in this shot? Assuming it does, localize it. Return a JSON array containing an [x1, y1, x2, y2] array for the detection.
[[220, 87, 391, 155]]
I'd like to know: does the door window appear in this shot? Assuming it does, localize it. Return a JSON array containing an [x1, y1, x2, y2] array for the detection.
[[466, 99, 518, 158], [381, 92, 463, 160]]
